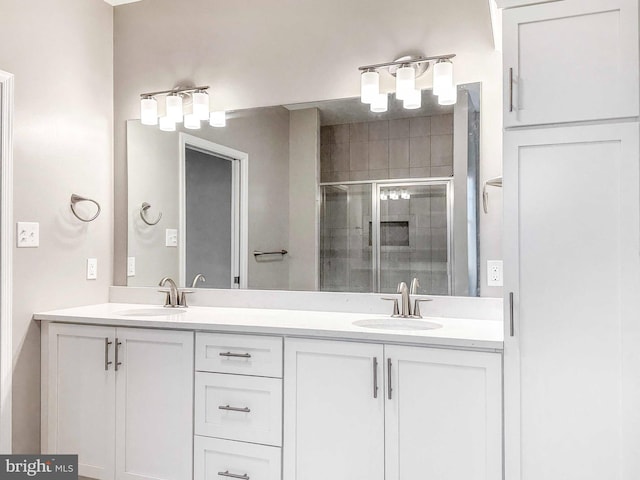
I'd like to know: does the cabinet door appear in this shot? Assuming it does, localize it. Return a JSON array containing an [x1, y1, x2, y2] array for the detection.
[[496, 0, 561, 8], [45, 324, 116, 480], [114, 328, 194, 480], [283, 338, 384, 480], [503, 0, 639, 127], [503, 123, 640, 480], [384, 345, 502, 480]]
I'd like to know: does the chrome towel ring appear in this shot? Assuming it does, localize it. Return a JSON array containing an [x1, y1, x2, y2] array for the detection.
[[140, 202, 162, 226], [70, 194, 101, 222]]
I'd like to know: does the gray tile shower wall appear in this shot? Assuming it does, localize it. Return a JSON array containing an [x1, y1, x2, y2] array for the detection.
[[320, 114, 454, 182]]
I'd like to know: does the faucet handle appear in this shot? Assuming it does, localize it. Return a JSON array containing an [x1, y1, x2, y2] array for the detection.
[[381, 297, 400, 317], [178, 289, 195, 308], [158, 289, 174, 307], [412, 298, 433, 319]]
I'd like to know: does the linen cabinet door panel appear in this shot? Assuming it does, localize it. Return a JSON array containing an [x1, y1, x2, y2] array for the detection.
[[194, 436, 281, 480], [503, 0, 639, 127], [114, 328, 194, 480], [384, 345, 502, 480], [283, 338, 385, 480], [45, 324, 116, 480], [195, 372, 283, 446], [503, 123, 640, 480]]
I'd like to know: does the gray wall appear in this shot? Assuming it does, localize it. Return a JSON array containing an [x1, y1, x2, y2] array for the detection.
[[112, 0, 503, 297], [0, 0, 113, 452]]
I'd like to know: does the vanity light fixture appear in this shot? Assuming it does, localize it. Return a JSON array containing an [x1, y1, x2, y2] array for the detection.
[[389, 190, 399, 201], [139, 85, 227, 131], [359, 53, 457, 111], [380, 191, 389, 201], [400, 189, 411, 200]]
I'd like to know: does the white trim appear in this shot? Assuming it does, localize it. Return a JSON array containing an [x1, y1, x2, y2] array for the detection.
[[0, 69, 14, 454], [178, 133, 249, 289], [103, 0, 142, 6], [488, 0, 502, 52]]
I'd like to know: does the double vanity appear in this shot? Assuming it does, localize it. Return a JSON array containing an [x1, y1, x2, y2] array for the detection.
[[35, 296, 502, 480]]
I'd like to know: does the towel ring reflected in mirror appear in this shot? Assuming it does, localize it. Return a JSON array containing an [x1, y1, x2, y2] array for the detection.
[[140, 202, 162, 226], [70, 194, 101, 223]]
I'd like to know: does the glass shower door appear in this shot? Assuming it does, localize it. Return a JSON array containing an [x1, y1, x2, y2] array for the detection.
[[320, 184, 373, 292], [377, 182, 451, 295]]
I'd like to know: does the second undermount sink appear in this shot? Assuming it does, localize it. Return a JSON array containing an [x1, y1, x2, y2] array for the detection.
[[116, 308, 187, 317], [353, 318, 442, 331]]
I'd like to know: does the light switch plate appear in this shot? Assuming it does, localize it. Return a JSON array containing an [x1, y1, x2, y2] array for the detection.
[[487, 260, 503, 287], [17, 222, 39, 248], [165, 229, 178, 247], [87, 258, 98, 280], [127, 257, 136, 277]]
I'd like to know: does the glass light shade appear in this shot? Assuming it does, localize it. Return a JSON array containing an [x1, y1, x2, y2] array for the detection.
[[433, 60, 454, 96], [209, 111, 226, 127], [400, 189, 411, 200], [389, 190, 399, 201], [380, 191, 388, 201], [166, 94, 183, 123], [360, 70, 380, 104], [192, 91, 210, 120], [159, 116, 176, 132], [370, 93, 388, 113], [184, 114, 201, 130], [395, 66, 415, 101], [140, 97, 158, 125], [438, 85, 458, 106], [403, 89, 422, 110]]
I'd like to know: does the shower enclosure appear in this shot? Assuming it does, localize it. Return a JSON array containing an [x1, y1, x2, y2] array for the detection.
[[320, 179, 452, 295]]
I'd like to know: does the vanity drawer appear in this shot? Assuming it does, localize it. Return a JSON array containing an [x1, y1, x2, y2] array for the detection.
[[196, 333, 283, 378], [195, 372, 283, 447], [194, 436, 281, 480]]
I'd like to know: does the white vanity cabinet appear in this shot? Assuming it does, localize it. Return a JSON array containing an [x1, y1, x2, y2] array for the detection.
[[42, 323, 194, 480], [283, 338, 502, 480], [502, 0, 639, 127]]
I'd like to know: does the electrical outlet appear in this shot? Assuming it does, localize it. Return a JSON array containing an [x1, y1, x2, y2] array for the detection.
[[87, 258, 98, 280], [165, 229, 178, 247], [127, 257, 136, 277], [17, 222, 39, 248], [487, 260, 503, 287]]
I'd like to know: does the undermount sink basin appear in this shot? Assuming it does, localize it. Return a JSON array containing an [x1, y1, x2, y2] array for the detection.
[[116, 308, 187, 317], [353, 318, 441, 331]]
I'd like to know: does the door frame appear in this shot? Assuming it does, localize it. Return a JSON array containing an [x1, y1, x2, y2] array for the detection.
[[178, 133, 248, 289], [0, 69, 14, 453]]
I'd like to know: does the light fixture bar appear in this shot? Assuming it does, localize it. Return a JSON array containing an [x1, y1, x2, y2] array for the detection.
[[358, 54, 456, 72], [139, 85, 210, 98]]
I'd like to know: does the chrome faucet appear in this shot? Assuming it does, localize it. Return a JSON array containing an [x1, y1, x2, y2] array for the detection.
[[397, 281, 411, 317], [158, 277, 179, 308], [191, 273, 206, 288]]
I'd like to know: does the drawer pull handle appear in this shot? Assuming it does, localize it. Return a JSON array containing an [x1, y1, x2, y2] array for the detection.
[[219, 352, 252, 358], [218, 472, 249, 480], [218, 405, 251, 413]]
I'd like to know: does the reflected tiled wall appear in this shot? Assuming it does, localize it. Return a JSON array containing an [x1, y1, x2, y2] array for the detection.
[[320, 114, 454, 183]]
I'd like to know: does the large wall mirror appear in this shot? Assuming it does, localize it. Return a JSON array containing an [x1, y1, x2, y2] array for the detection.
[[126, 84, 484, 296]]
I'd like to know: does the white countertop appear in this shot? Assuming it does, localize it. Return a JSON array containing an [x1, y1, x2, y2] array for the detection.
[[33, 303, 504, 351]]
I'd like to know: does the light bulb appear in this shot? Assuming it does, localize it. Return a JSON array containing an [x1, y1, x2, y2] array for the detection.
[[361, 70, 380, 104], [209, 110, 226, 127], [192, 90, 210, 120], [395, 65, 415, 101], [438, 85, 458, 105], [184, 114, 201, 130], [159, 116, 176, 132], [140, 96, 158, 125], [403, 89, 422, 110], [166, 94, 183, 123], [433, 60, 454, 96], [370, 93, 388, 113]]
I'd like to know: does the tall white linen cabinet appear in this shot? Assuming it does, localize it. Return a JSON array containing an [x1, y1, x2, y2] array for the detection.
[[500, 0, 640, 479]]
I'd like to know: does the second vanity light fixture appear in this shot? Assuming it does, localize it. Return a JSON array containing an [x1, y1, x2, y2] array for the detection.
[[140, 85, 226, 131], [359, 53, 457, 112]]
